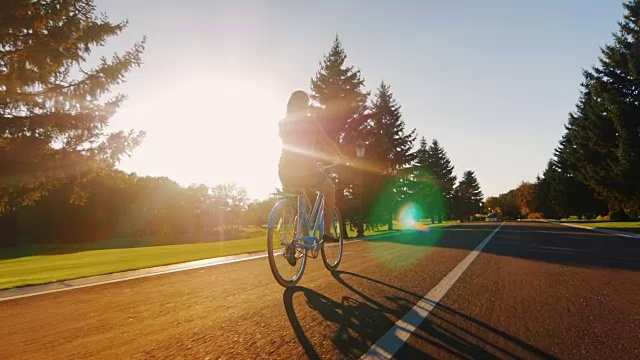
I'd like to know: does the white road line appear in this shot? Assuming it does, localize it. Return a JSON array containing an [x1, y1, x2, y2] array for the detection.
[[0, 239, 364, 302], [361, 222, 506, 360]]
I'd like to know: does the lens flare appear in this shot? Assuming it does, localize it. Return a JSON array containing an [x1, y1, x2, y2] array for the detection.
[[397, 202, 428, 231]]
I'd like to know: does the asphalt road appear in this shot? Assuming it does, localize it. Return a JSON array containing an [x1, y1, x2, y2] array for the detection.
[[1, 221, 639, 359]]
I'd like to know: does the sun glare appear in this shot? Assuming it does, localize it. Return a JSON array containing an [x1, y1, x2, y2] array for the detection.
[[118, 69, 285, 199]]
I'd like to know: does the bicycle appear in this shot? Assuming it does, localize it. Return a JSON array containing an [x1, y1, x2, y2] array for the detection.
[[266, 166, 344, 287]]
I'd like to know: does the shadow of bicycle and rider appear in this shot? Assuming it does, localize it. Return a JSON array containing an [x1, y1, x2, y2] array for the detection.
[[283, 270, 557, 359]]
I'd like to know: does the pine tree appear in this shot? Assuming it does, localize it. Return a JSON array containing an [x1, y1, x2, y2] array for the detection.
[[452, 170, 483, 221], [310, 36, 369, 151], [365, 81, 416, 230], [426, 139, 457, 221], [534, 162, 559, 219], [415, 137, 429, 166], [413, 138, 456, 223], [309, 36, 369, 236], [0, 0, 146, 213], [563, 0, 640, 214], [409, 137, 439, 223], [367, 81, 416, 173], [550, 134, 608, 218]]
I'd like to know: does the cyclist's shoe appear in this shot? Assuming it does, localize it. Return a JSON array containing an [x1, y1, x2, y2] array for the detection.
[[323, 234, 339, 243], [284, 245, 297, 266]]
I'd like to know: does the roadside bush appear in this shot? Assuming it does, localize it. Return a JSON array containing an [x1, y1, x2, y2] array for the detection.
[[610, 210, 630, 221], [527, 212, 544, 219]]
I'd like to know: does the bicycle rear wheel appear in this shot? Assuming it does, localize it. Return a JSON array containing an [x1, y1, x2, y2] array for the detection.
[[267, 199, 307, 287], [321, 206, 343, 271]]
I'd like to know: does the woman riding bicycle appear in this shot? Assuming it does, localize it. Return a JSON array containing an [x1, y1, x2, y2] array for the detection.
[[278, 90, 348, 242]]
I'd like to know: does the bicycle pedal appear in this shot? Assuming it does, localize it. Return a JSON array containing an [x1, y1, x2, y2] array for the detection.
[[322, 235, 339, 243]]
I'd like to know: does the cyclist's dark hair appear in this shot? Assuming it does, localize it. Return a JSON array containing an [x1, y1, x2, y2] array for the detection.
[[286, 90, 309, 116]]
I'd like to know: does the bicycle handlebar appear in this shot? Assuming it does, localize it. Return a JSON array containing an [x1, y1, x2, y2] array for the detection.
[[318, 160, 352, 171]]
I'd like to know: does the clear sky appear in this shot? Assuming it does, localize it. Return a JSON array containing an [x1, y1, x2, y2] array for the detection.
[[98, 0, 624, 200]]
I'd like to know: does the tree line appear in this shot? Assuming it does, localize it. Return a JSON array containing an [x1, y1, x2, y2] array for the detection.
[[0, 169, 282, 247], [486, 0, 640, 221], [308, 37, 484, 232], [0, 1, 485, 249]]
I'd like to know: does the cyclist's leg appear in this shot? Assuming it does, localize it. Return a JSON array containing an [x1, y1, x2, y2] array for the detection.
[[280, 166, 313, 219], [316, 173, 336, 239]]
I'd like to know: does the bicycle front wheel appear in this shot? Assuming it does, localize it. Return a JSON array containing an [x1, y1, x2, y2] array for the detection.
[[267, 199, 307, 287], [321, 206, 344, 271]]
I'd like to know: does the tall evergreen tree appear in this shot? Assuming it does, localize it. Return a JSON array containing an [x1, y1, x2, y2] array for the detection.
[[0, 0, 146, 213], [366, 81, 416, 173], [310, 36, 369, 151], [425, 140, 457, 196], [563, 0, 640, 214], [550, 134, 607, 218], [410, 137, 440, 223], [365, 81, 416, 230], [413, 138, 456, 223], [452, 170, 483, 221], [534, 162, 560, 219], [309, 36, 369, 235], [414, 137, 429, 166]]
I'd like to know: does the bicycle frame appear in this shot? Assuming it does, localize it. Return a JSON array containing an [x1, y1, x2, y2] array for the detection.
[[295, 191, 325, 251], [266, 181, 344, 287]]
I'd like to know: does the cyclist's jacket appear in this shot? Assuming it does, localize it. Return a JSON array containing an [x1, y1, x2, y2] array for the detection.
[[278, 114, 322, 177]]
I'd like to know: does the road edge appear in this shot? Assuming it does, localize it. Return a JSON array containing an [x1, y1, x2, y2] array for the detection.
[[1, 225, 461, 301], [554, 222, 640, 239], [1, 237, 369, 301]]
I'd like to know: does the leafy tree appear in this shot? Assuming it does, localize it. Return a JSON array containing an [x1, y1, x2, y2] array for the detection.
[[515, 181, 536, 216], [244, 197, 279, 227], [211, 183, 248, 231], [0, 171, 261, 249], [500, 190, 520, 220], [486, 190, 520, 220], [563, 0, 640, 214], [484, 196, 500, 215], [183, 184, 213, 241], [452, 170, 483, 221], [0, 0, 146, 214]]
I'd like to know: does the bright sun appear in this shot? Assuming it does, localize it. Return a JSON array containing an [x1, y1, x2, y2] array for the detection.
[[116, 70, 285, 199]]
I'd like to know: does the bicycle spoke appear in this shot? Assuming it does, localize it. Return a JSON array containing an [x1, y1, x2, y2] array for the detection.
[[267, 199, 307, 287]]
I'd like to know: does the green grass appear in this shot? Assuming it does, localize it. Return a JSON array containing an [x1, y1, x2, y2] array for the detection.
[[567, 221, 640, 234], [0, 219, 458, 290], [0, 233, 269, 290]]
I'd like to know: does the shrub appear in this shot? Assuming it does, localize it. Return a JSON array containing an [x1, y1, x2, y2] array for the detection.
[[610, 210, 630, 221], [527, 212, 544, 219]]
